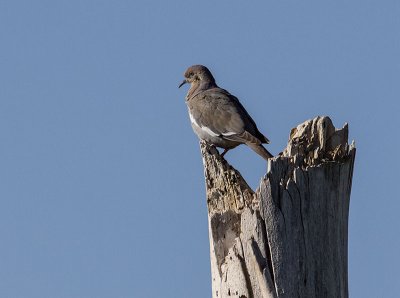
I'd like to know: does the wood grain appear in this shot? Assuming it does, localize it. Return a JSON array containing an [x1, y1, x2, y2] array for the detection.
[[201, 116, 356, 298]]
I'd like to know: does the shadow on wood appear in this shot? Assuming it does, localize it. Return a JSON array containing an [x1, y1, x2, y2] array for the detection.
[[201, 116, 356, 298]]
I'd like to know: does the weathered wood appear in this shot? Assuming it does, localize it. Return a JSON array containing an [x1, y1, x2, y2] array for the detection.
[[201, 116, 356, 298]]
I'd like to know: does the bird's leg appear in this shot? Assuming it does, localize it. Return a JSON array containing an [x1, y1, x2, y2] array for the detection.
[[220, 148, 230, 157]]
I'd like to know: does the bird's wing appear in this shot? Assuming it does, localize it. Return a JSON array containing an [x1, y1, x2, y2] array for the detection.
[[190, 88, 246, 137], [190, 88, 270, 144], [228, 93, 270, 144]]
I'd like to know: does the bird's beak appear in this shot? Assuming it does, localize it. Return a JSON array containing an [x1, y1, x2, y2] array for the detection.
[[178, 79, 187, 88]]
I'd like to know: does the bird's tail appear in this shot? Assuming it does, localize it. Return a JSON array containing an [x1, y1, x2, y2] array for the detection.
[[247, 143, 273, 161], [225, 131, 273, 161]]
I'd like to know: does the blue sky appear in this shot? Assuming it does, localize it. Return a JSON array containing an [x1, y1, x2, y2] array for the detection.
[[0, 1, 399, 297]]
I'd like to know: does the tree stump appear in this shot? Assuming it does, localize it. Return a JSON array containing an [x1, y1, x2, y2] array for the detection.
[[201, 116, 356, 298]]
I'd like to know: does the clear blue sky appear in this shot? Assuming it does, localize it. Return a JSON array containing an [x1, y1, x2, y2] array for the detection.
[[1, 1, 399, 297]]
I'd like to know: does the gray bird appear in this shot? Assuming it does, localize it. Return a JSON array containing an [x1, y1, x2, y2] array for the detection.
[[179, 65, 273, 160]]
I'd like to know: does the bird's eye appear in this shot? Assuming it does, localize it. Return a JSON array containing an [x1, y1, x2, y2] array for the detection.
[[189, 72, 194, 77]]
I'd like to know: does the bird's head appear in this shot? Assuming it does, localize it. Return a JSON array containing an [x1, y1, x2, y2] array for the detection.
[[179, 65, 216, 88]]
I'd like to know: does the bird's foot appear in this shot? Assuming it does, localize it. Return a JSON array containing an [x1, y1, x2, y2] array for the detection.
[[220, 148, 230, 158]]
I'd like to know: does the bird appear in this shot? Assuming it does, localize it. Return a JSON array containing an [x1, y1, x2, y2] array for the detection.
[[179, 65, 273, 160]]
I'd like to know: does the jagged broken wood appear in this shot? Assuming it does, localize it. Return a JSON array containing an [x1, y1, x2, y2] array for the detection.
[[201, 116, 356, 298]]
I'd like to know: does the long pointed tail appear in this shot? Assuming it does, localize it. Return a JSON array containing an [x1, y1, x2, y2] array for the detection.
[[247, 143, 273, 161]]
